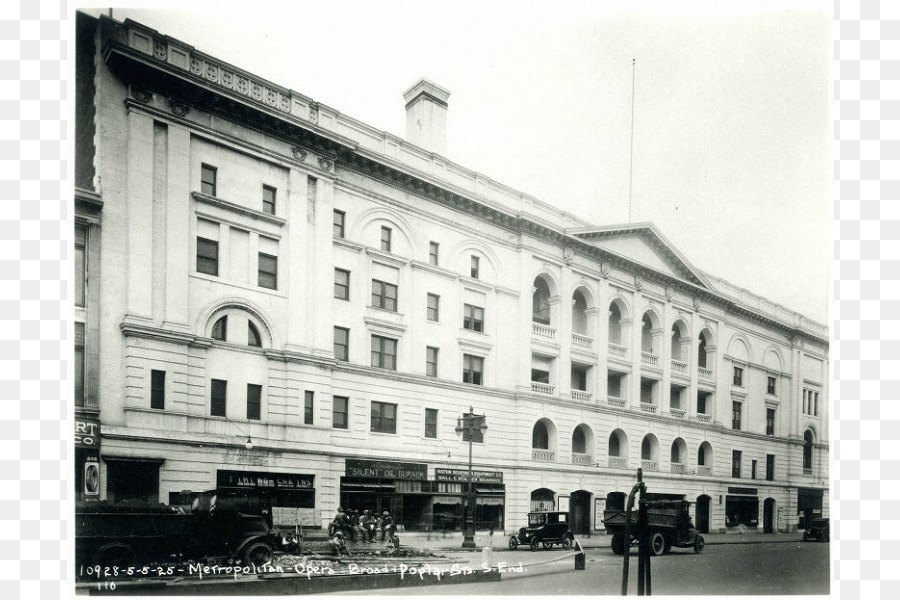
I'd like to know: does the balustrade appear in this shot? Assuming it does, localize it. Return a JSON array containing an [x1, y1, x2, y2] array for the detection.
[[607, 396, 626, 408], [531, 382, 555, 395], [640, 403, 658, 414], [532, 449, 555, 462], [572, 333, 593, 350], [571, 390, 592, 402], [641, 351, 659, 367], [532, 322, 556, 341], [608, 457, 628, 469]]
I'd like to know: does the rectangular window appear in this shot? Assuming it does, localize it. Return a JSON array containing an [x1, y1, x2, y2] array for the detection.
[[429, 242, 439, 266], [304, 390, 314, 425], [201, 163, 217, 196], [308, 176, 317, 200], [766, 408, 775, 435], [751, 460, 758, 480], [427, 293, 440, 321], [211, 379, 227, 417], [75, 322, 85, 407], [151, 370, 165, 410], [196, 237, 219, 276], [697, 392, 708, 415], [262, 185, 276, 215], [426, 346, 439, 377], [75, 225, 86, 307], [371, 335, 397, 370], [463, 304, 484, 332], [334, 268, 350, 300], [767, 376, 776, 395], [463, 354, 484, 386], [425, 408, 438, 439], [732, 366, 743, 386], [371, 401, 397, 434], [372, 279, 398, 311], [814, 391, 819, 416], [766, 454, 775, 481], [802, 389, 808, 414], [732, 450, 742, 478], [381, 226, 392, 252], [732, 401, 742, 430], [334, 327, 349, 361], [470, 255, 480, 279], [333, 396, 349, 429], [258, 252, 278, 289], [247, 383, 262, 420], [333, 209, 346, 238]]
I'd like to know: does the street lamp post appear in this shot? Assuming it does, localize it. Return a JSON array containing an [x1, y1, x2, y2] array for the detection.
[[455, 406, 488, 549]]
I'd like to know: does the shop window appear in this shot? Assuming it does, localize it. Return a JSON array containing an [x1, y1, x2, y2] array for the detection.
[[106, 460, 160, 505], [333, 209, 345, 238], [370, 335, 397, 370], [463, 304, 484, 332], [304, 391, 314, 425], [425, 408, 438, 438], [334, 268, 350, 300], [372, 279, 398, 312], [334, 327, 349, 361], [262, 184, 276, 215], [333, 396, 349, 429], [200, 163, 217, 196], [211, 379, 227, 417], [150, 370, 165, 410], [371, 401, 397, 434], [247, 384, 262, 420], [462, 354, 483, 385]]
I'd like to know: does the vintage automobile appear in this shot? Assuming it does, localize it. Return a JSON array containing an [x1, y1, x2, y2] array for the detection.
[[603, 492, 705, 556], [75, 495, 279, 570], [803, 517, 829, 543], [508, 511, 575, 551]]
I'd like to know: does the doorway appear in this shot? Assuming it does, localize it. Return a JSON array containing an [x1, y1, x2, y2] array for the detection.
[[570, 490, 592, 535], [696, 494, 711, 533], [764, 498, 776, 533]]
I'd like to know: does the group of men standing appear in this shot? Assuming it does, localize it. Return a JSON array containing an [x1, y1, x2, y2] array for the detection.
[[328, 507, 395, 543]]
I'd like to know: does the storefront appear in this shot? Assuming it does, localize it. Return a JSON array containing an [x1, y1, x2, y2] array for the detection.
[[74, 415, 100, 503], [725, 487, 759, 528], [338, 459, 505, 532], [214, 469, 316, 527]]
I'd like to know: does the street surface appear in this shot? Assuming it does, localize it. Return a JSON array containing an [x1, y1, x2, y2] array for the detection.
[[331, 542, 830, 596]]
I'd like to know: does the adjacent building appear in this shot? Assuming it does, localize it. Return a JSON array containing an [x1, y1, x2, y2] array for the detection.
[[74, 12, 829, 535]]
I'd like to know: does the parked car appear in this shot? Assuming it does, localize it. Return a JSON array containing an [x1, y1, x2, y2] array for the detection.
[[803, 518, 829, 543], [508, 511, 574, 551], [75, 495, 279, 571]]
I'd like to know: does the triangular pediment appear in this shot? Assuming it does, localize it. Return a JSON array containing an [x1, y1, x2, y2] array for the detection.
[[568, 223, 710, 289]]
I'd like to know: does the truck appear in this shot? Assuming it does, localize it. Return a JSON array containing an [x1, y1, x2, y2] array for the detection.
[[75, 493, 280, 571], [602, 491, 705, 556]]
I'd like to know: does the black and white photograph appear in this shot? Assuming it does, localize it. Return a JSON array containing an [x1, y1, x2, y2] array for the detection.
[[73, 1, 830, 595]]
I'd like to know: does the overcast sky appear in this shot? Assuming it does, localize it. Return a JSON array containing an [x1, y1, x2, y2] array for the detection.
[[80, 1, 830, 324]]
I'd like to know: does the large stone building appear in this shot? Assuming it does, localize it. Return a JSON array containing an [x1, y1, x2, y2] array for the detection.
[[74, 12, 829, 535]]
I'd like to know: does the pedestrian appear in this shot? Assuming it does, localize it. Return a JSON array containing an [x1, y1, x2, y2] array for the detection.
[[348, 509, 359, 541], [386, 531, 401, 556], [329, 530, 350, 557], [381, 510, 394, 542]]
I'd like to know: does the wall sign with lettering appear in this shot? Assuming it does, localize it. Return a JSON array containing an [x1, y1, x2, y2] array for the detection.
[[344, 459, 427, 480], [434, 468, 503, 483], [217, 470, 314, 490]]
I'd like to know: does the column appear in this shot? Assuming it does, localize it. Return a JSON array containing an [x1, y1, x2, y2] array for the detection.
[[124, 109, 154, 323]]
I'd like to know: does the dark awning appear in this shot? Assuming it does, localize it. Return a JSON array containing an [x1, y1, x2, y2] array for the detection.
[[476, 485, 506, 494], [341, 483, 396, 490]]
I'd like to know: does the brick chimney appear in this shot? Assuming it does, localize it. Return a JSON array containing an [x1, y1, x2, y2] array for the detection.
[[403, 78, 450, 155]]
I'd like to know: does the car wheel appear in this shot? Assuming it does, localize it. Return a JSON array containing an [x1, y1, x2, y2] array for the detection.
[[648, 533, 666, 556], [508, 536, 519, 550], [530, 537, 540, 551], [611, 534, 625, 555], [542, 541, 553, 549], [93, 543, 135, 569], [694, 535, 705, 554], [562, 536, 573, 550], [242, 541, 274, 567]]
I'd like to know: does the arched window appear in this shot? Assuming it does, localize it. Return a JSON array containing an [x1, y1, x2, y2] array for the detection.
[[533, 278, 551, 324], [608, 429, 627, 458], [641, 314, 654, 353], [572, 427, 586, 454], [671, 441, 681, 464], [698, 335, 707, 368], [212, 316, 227, 341], [531, 488, 555, 512], [532, 421, 549, 449], [803, 430, 814, 470], [248, 321, 262, 347], [608, 303, 622, 345]]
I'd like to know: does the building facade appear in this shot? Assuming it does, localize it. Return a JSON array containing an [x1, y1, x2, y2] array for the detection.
[[75, 13, 829, 535]]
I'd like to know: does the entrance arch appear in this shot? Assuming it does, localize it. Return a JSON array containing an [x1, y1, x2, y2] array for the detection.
[[696, 494, 712, 533], [764, 498, 776, 533], [570, 490, 592, 535]]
